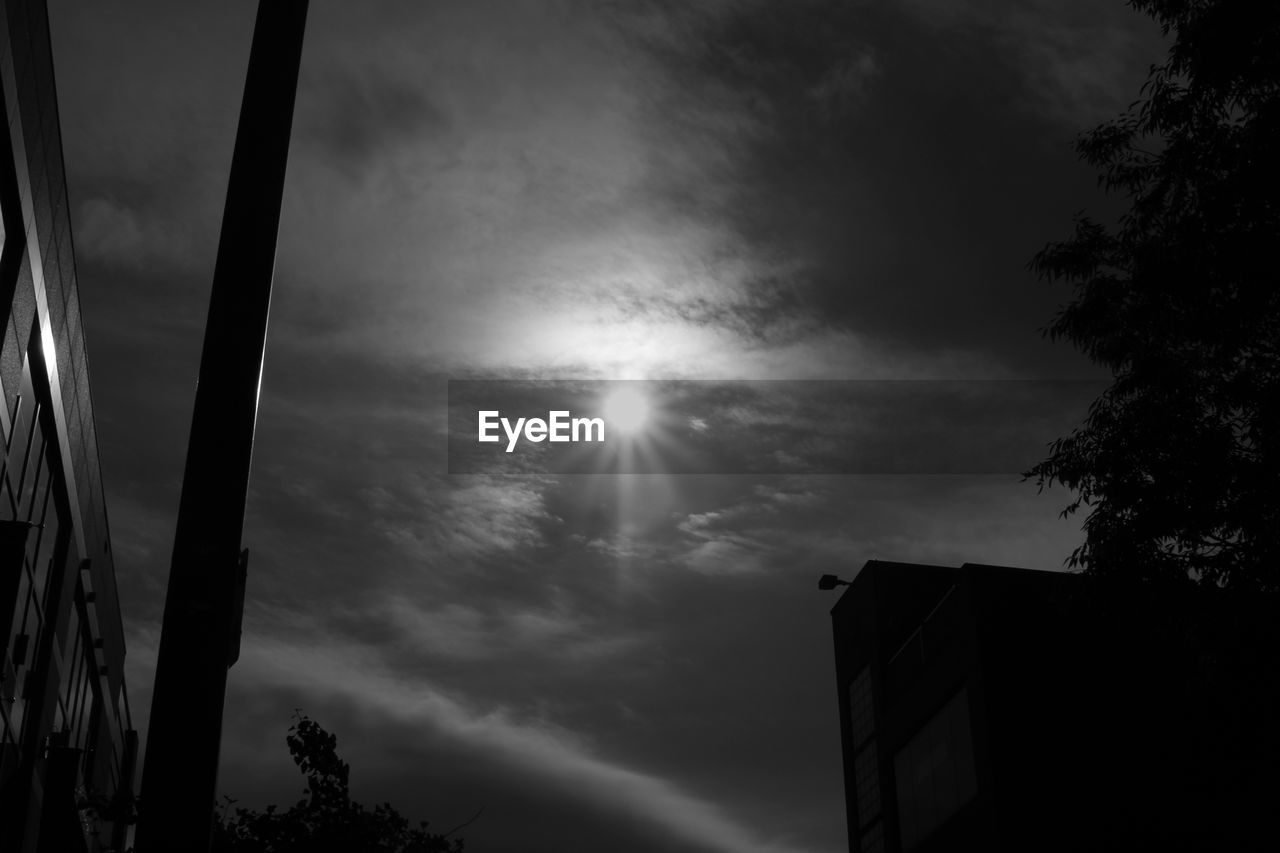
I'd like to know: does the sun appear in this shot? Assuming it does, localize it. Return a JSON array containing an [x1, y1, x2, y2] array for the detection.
[[603, 386, 650, 436]]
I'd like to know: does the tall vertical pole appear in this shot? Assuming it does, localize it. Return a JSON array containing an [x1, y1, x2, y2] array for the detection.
[[135, 3, 308, 850]]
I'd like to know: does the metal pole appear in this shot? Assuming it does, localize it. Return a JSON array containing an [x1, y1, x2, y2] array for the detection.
[[135, 3, 308, 850]]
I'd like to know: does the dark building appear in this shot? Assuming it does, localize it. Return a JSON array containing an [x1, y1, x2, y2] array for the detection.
[[828, 559, 1272, 852], [0, 1, 137, 851]]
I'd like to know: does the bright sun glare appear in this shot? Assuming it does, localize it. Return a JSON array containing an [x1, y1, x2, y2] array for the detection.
[[603, 386, 650, 436]]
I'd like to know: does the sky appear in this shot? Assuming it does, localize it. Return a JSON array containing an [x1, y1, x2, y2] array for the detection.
[[49, 2, 1165, 851]]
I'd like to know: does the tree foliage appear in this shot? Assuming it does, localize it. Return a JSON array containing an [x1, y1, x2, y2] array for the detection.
[[211, 714, 465, 853], [1027, 0, 1280, 590]]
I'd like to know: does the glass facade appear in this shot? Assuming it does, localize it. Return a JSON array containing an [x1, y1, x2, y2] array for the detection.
[[0, 1, 136, 850]]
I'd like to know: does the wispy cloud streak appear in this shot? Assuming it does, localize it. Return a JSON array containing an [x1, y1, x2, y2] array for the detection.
[[226, 630, 821, 853]]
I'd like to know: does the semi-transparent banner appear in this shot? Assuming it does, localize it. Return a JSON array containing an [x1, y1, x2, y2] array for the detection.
[[446, 379, 1105, 475]]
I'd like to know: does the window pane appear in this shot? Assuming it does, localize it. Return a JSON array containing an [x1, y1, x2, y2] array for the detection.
[[848, 666, 874, 747], [855, 740, 881, 824], [894, 688, 977, 851], [859, 821, 885, 853]]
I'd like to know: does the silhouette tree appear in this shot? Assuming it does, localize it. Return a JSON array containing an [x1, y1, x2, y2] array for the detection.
[[211, 713, 467, 853], [1027, 0, 1280, 590], [1027, 7, 1280, 832]]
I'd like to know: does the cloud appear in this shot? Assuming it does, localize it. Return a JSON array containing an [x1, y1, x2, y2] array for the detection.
[[895, 0, 1165, 127], [368, 474, 555, 562], [664, 474, 1085, 579], [229, 629, 821, 853], [297, 62, 448, 178], [74, 196, 197, 273], [674, 491, 790, 575], [807, 49, 881, 119], [261, 0, 960, 383], [374, 593, 647, 665], [64, 0, 1090, 390], [680, 536, 771, 575], [55, 6, 1136, 853]]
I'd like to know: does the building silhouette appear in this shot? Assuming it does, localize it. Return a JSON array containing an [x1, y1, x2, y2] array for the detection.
[[0, 1, 137, 851], [828, 559, 1270, 852]]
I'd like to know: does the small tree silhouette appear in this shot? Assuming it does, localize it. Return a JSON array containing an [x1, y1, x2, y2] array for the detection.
[[211, 713, 468, 853]]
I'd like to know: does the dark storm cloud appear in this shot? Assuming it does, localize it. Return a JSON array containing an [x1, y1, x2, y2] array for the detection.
[[627, 0, 1164, 368], [297, 62, 449, 178], [46, 1, 1162, 851]]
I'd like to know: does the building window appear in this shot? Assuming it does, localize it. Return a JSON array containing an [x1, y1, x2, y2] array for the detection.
[[1, 359, 68, 752], [847, 666, 883, 848], [894, 687, 978, 850], [848, 666, 874, 748], [854, 738, 881, 822], [57, 593, 100, 785], [859, 821, 885, 853]]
